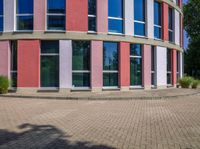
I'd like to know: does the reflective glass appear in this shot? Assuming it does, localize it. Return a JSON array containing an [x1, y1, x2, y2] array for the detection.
[[108, 0, 123, 18], [48, 0, 65, 13], [73, 73, 90, 87], [167, 49, 172, 72], [103, 73, 118, 87], [154, 1, 161, 26], [11, 41, 17, 71], [169, 31, 173, 42], [130, 44, 142, 56], [108, 19, 123, 33], [130, 58, 142, 86], [17, 0, 33, 14], [11, 72, 17, 88], [47, 16, 65, 30], [72, 41, 90, 71], [103, 42, 118, 70], [17, 16, 33, 30], [88, 17, 96, 31], [41, 41, 59, 54], [0, 0, 3, 15], [88, 0, 96, 15], [168, 8, 173, 30], [167, 73, 172, 85], [154, 26, 162, 39], [134, 22, 145, 36], [0, 17, 3, 32], [134, 0, 145, 21]]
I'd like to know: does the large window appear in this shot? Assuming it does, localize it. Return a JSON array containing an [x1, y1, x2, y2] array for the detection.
[[168, 7, 174, 42], [108, 0, 123, 34], [130, 44, 142, 86], [88, 0, 96, 32], [0, 0, 3, 32], [167, 49, 172, 85], [41, 41, 59, 88], [16, 0, 33, 30], [177, 51, 180, 83], [151, 46, 156, 86], [103, 42, 119, 87], [72, 41, 90, 88], [47, 0, 66, 30], [134, 0, 146, 36], [10, 41, 17, 88], [154, 1, 162, 39]]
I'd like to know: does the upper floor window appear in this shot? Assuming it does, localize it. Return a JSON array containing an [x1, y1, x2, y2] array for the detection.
[[154, 1, 162, 39], [47, 0, 66, 30], [88, 0, 96, 32], [168, 7, 174, 42], [0, 0, 3, 32], [16, 0, 33, 31], [134, 0, 146, 36], [108, 0, 123, 34]]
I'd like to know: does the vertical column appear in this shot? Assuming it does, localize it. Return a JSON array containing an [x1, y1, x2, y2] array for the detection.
[[34, 0, 45, 30], [179, 0, 182, 9], [180, 15, 183, 47], [162, 2, 169, 41], [97, 0, 108, 33], [119, 42, 130, 91], [147, 0, 154, 39], [0, 41, 10, 78], [91, 41, 103, 92], [59, 40, 72, 93], [124, 0, 134, 36], [172, 49, 177, 86], [66, 0, 88, 32], [155, 46, 167, 88], [4, 0, 15, 32], [17, 40, 40, 92], [175, 10, 180, 46], [143, 45, 151, 89]]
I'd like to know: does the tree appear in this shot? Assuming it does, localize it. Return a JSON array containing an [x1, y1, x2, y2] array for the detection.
[[183, 0, 200, 79]]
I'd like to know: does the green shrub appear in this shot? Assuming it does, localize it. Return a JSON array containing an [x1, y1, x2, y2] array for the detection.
[[0, 76, 9, 94], [179, 76, 194, 88], [192, 80, 200, 89]]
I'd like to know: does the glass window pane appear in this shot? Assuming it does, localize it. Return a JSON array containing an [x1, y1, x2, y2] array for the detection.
[[130, 44, 142, 56], [167, 73, 172, 84], [169, 31, 173, 42], [103, 42, 118, 71], [0, 0, 3, 15], [108, 19, 123, 33], [73, 73, 90, 87], [0, 17, 3, 32], [88, 17, 96, 31], [154, 26, 162, 39], [130, 58, 142, 86], [108, 0, 123, 18], [11, 72, 17, 88], [88, 0, 96, 15], [72, 41, 90, 70], [151, 73, 155, 86], [168, 8, 173, 30], [103, 73, 118, 87], [17, 0, 33, 14], [167, 49, 172, 71], [11, 41, 18, 71], [134, 0, 145, 21], [17, 16, 33, 30], [47, 15, 65, 30], [151, 46, 155, 71], [154, 1, 161, 26], [134, 22, 145, 36], [47, 0, 65, 13], [41, 41, 59, 54], [41, 56, 59, 87]]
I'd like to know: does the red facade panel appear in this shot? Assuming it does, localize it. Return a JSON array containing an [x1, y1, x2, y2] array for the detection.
[[66, 0, 88, 32], [162, 2, 169, 41], [34, 0, 45, 30], [172, 49, 177, 86], [97, 0, 108, 33], [17, 40, 40, 88]]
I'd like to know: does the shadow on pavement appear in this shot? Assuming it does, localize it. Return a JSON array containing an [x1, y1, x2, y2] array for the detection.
[[0, 123, 116, 149]]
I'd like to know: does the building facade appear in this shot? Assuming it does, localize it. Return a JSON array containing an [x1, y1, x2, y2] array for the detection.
[[0, 0, 183, 92]]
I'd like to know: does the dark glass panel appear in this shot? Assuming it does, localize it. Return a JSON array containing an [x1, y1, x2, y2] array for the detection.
[[154, 1, 161, 25], [130, 58, 142, 86], [17, 16, 33, 30], [103, 42, 118, 71], [73, 73, 90, 87], [151, 46, 155, 71], [151, 73, 155, 86], [88, 17, 96, 31], [169, 31, 173, 42], [41, 56, 59, 87], [154, 26, 162, 39], [47, 15, 65, 30], [108, 0, 123, 18], [108, 19, 123, 33], [167, 49, 172, 72], [103, 73, 118, 87], [168, 8, 173, 30], [72, 41, 90, 71], [134, 0, 145, 21], [11, 41, 17, 71], [167, 73, 172, 85], [11, 72, 17, 88], [41, 41, 59, 54], [17, 0, 33, 14], [88, 0, 96, 15], [0, 17, 3, 31], [47, 0, 65, 13], [134, 22, 145, 36], [130, 44, 142, 56], [0, 0, 3, 15]]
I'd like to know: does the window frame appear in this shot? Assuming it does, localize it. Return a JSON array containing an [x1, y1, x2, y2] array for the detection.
[[88, 0, 97, 33], [168, 7, 174, 43], [154, 0, 162, 40], [0, 0, 3, 32]]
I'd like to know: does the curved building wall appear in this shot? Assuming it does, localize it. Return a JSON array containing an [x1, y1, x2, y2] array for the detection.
[[0, 0, 184, 92]]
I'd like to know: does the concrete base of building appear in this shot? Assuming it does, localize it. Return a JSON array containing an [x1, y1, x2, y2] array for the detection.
[[17, 88, 39, 94], [156, 85, 168, 89], [144, 86, 152, 90], [91, 87, 102, 92], [59, 88, 71, 94], [120, 87, 130, 92]]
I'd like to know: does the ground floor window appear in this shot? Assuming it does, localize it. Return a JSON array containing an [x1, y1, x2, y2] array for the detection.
[[10, 41, 17, 88], [167, 49, 172, 85], [40, 41, 59, 88], [177, 51, 180, 82], [130, 44, 142, 86], [151, 46, 156, 86], [103, 42, 119, 87], [72, 41, 90, 88]]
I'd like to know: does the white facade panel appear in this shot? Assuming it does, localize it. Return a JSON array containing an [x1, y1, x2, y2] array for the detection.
[[4, 0, 15, 32], [175, 10, 180, 46], [124, 0, 134, 36], [147, 0, 154, 39], [155, 46, 167, 87], [59, 40, 72, 89]]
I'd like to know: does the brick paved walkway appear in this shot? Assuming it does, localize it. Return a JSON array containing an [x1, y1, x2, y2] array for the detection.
[[0, 95, 200, 149]]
